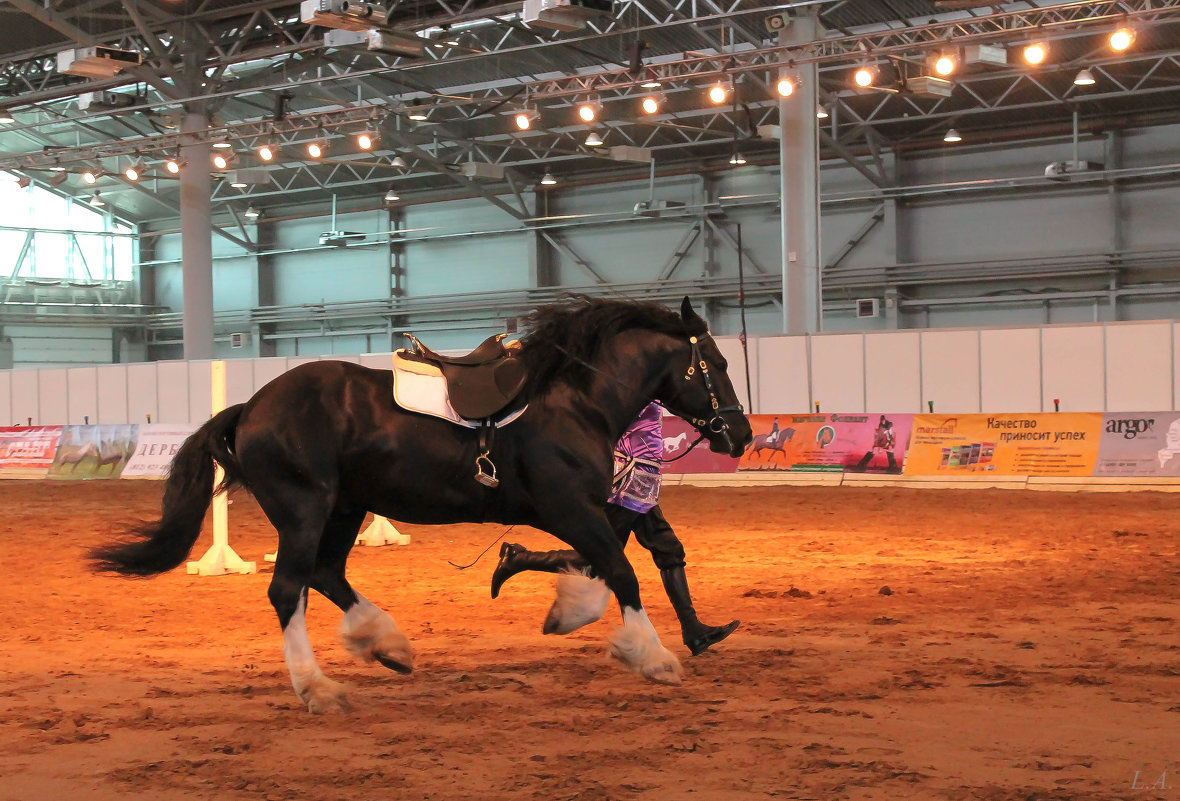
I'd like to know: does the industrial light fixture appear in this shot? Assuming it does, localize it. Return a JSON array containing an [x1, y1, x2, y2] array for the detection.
[[383, 185, 400, 203], [943, 128, 962, 143], [82, 169, 98, 184], [229, 174, 249, 188], [211, 137, 233, 150], [540, 170, 557, 185], [584, 130, 604, 147], [640, 73, 662, 89], [124, 160, 144, 181], [244, 204, 260, 219], [390, 155, 407, 169], [164, 155, 182, 174], [931, 51, 957, 77], [1073, 68, 1097, 86], [307, 134, 327, 158], [576, 96, 602, 123], [258, 143, 278, 162], [816, 104, 830, 119], [0, 108, 13, 124], [708, 82, 728, 104], [640, 92, 664, 114], [407, 109, 429, 121], [853, 64, 876, 88], [728, 150, 747, 165], [48, 162, 65, 172], [212, 151, 233, 170], [1109, 26, 1135, 52], [775, 77, 796, 97], [91, 191, 104, 207], [1022, 42, 1048, 65], [513, 106, 539, 131], [356, 130, 378, 150]]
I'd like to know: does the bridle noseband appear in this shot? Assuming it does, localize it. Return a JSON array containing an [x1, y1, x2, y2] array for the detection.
[[661, 333, 744, 453]]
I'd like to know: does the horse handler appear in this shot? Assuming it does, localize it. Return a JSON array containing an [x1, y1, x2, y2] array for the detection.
[[490, 402, 740, 656]]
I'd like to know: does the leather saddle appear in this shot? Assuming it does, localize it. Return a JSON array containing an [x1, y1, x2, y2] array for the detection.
[[399, 333, 528, 421]]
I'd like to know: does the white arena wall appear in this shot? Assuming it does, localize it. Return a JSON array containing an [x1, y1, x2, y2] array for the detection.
[[0, 318, 1176, 426]]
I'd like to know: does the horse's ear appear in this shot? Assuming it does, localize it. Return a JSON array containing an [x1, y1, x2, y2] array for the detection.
[[680, 296, 707, 335]]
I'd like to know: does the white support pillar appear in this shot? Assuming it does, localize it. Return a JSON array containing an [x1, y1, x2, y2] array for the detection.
[[187, 360, 256, 576], [180, 112, 215, 360], [779, 13, 823, 335]]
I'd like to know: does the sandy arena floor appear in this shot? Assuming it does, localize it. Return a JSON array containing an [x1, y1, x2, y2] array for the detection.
[[0, 480, 1176, 801]]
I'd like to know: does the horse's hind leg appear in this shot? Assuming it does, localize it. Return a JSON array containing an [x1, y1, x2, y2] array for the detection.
[[264, 506, 352, 714], [310, 509, 413, 674]]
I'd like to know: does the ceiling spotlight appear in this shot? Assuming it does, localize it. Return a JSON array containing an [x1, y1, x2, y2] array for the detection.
[[640, 93, 663, 114], [211, 138, 233, 149], [943, 128, 962, 143], [212, 152, 232, 170], [728, 151, 746, 165], [357, 130, 377, 150], [244, 204, 260, 219], [1109, 27, 1135, 52], [82, 169, 98, 184], [390, 155, 407, 169], [775, 78, 796, 98], [307, 137, 327, 158], [708, 82, 728, 104], [540, 170, 557, 186], [383, 186, 400, 203], [1073, 68, 1097, 86], [0, 109, 13, 124], [165, 157, 182, 174], [124, 160, 144, 181], [407, 110, 429, 121], [584, 130, 604, 147], [931, 51, 957, 77], [1022, 42, 1047, 65], [49, 163, 66, 172], [258, 143, 278, 162], [91, 191, 104, 207], [816, 104, 830, 119], [640, 75, 662, 89], [576, 96, 602, 123], [853, 65, 876, 88], [513, 107, 539, 131]]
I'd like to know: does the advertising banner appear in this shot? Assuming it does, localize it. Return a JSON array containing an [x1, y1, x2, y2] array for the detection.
[[120, 424, 197, 478], [903, 413, 1102, 476], [48, 424, 139, 480], [0, 426, 64, 478], [1095, 412, 1180, 477], [659, 416, 739, 474], [739, 413, 912, 473]]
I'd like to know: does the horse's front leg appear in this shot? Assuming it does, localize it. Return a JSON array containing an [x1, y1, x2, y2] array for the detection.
[[556, 513, 682, 686]]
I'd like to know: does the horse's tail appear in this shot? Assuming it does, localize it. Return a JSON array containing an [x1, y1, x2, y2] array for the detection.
[[90, 404, 247, 576]]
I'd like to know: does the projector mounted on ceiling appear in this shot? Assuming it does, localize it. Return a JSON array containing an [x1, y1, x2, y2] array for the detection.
[[522, 0, 613, 32], [57, 46, 142, 79], [300, 0, 388, 31]]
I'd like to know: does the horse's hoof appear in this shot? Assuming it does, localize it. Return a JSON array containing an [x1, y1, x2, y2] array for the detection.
[[643, 662, 683, 686], [375, 653, 413, 674], [303, 678, 352, 714]]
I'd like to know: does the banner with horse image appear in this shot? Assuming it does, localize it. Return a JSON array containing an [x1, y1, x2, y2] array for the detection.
[[1095, 412, 1180, 477], [0, 426, 64, 478], [658, 416, 739, 474], [120, 424, 199, 478], [48, 424, 139, 480], [738, 413, 913, 473], [903, 413, 1102, 476]]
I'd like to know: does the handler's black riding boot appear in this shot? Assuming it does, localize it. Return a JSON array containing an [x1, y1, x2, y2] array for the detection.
[[660, 567, 740, 656], [490, 542, 584, 598]]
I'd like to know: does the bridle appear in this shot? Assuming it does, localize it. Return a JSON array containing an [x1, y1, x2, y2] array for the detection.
[[659, 333, 745, 454]]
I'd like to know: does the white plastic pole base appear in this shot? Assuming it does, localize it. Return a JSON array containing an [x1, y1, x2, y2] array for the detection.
[[186, 542, 257, 576], [357, 515, 410, 547]]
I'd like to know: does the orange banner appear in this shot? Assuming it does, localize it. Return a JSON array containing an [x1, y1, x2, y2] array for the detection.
[[904, 414, 1102, 476]]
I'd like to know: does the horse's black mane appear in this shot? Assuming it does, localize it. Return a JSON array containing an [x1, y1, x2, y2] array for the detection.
[[517, 295, 690, 395]]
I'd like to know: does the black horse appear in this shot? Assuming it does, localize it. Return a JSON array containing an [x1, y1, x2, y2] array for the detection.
[[92, 296, 751, 713]]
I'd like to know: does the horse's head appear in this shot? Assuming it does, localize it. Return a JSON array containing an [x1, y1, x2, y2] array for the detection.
[[658, 297, 753, 458]]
